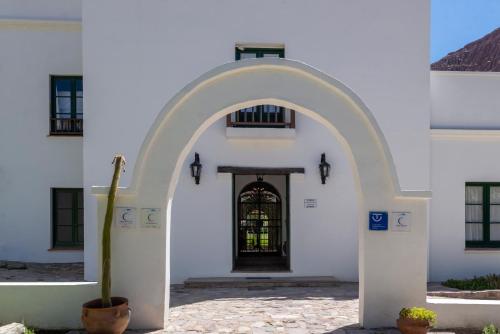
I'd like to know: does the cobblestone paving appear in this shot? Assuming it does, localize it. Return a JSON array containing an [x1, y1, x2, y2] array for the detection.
[[126, 285, 477, 334], [163, 284, 360, 333], [0, 262, 83, 282], [55, 283, 478, 334], [0, 264, 481, 334]]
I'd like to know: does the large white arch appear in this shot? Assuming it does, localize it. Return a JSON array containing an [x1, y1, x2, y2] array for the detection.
[[92, 58, 430, 328]]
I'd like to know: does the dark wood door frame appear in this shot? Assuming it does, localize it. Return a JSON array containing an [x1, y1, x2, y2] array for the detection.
[[219, 166, 304, 175], [231, 172, 292, 271]]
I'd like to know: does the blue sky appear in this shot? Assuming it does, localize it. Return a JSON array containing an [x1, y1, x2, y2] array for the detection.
[[431, 0, 500, 62]]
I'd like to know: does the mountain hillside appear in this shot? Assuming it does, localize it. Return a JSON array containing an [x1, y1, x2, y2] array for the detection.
[[431, 28, 500, 71]]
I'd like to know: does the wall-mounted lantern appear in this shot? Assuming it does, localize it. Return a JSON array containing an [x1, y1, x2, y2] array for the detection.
[[319, 153, 331, 185], [190, 152, 202, 185]]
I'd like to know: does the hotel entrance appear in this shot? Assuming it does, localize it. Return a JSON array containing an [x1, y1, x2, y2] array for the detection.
[[232, 173, 290, 271]]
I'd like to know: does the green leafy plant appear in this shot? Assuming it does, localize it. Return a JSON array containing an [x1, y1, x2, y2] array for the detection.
[[399, 307, 437, 326], [101, 155, 126, 308], [483, 324, 499, 334], [443, 274, 500, 291]]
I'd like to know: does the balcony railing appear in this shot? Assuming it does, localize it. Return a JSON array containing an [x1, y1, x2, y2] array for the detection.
[[50, 117, 83, 135], [226, 106, 295, 128]]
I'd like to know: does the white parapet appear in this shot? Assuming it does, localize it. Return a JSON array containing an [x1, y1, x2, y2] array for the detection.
[[0, 282, 98, 329], [428, 296, 500, 328]]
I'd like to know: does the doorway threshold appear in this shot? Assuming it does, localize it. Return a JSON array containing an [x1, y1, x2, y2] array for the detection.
[[184, 276, 339, 288], [231, 268, 291, 273]]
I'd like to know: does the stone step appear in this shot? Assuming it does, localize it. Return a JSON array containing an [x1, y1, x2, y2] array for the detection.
[[183, 276, 339, 288]]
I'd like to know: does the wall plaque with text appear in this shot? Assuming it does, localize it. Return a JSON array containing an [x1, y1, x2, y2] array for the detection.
[[141, 208, 161, 228], [115, 207, 137, 229], [304, 199, 317, 208]]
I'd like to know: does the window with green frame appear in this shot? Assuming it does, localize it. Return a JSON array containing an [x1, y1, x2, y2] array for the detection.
[[52, 188, 83, 248], [465, 182, 500, 248], [50, 76, 83, 135], [228, 47, 295, 128], [235, 47, 284, 60]]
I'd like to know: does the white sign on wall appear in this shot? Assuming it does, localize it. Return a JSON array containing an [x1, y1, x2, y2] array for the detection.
[[141, 208, 161, 228], [115, 207, 137, 229], [304, 199, 317, 208], [391, 212, 412, 232]]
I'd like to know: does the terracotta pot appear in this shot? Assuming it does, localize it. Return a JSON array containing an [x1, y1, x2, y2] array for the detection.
[[82, 297, 130, 334], [397, 317, 431, 334]]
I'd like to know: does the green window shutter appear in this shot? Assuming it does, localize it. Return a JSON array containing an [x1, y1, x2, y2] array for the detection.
[[52, 188, 84, 248], [465, 182, 500, 248]]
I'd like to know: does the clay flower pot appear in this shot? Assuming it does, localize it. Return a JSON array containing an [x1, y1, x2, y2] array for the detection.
[[82, 297, 130, 334], [397, 317, 432, 334]]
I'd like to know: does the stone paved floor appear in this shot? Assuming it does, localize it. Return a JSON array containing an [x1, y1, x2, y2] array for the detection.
[[0, 264, 482, 334], [9, 281, 476, 334], [163, 284, 359, 333], [124, 285, 478, 334], [0, 262, 83, 282]]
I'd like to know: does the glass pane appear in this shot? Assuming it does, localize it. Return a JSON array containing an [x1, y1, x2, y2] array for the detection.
[[491, 187, 500, 204], [76, 79, 83, 97], [57, 209, 73, 226], [76, 97, 83, 114], [465, 223, 483, 241], [77, 191, 83, 208], [491, 205, 500, 222], [263, 53, 280, 58], [240, 52, 257, 59], [56, 191, 73, 209], [466, 186, 483, 204], [466, 205, 483, 222], [77, 225, 84, 243], [55, 97, 71, 116], [56, 226, 73, 243], [55, 79, 71, 97], [77, 209, 84, 226], [490, 224, 500, 241], [263, 105, 278, 113], [241, 107, 255, 113]]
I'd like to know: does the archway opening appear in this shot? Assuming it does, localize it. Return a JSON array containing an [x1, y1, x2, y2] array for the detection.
[[167, 104, 360, 331], [92, 58, 429, 329]]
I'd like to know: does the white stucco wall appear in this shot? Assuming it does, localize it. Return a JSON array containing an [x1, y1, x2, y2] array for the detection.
[[82, 0, 431, 279], [0, 18, 83, 262], [0, 0, 81, 21], [170, 115, 358, 284], [431, 72, 500, 129], [82, 0, 430, 190], [430, 131, 500, 282], [87, 59, 429, 328]]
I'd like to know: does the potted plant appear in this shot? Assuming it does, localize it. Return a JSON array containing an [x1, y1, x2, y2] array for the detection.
[[397, 307, 437, 334], [81, 155, 130, 334]]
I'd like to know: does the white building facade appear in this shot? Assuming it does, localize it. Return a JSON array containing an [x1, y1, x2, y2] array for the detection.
[[1, 0, 500, 328]]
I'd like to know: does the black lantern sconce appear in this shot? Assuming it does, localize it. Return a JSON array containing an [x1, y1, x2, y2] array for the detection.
[[190, 152, 202, 185], [319, 153, 331, 185]]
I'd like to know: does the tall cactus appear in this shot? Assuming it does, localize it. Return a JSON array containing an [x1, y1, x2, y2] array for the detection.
[[101, 155, 126, 308]]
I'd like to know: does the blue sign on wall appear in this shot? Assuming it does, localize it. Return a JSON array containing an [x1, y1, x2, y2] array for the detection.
[[369, 211, 388, 231]]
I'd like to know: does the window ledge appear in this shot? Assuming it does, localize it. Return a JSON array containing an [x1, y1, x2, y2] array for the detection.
[[465, 248, 500, 252], [226, 127, 296, 140], [48, 247, 83, 252], [47, 133, 83, 137]]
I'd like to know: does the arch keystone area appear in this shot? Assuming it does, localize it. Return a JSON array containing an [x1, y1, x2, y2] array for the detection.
[[91, 58, 430, 328]]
